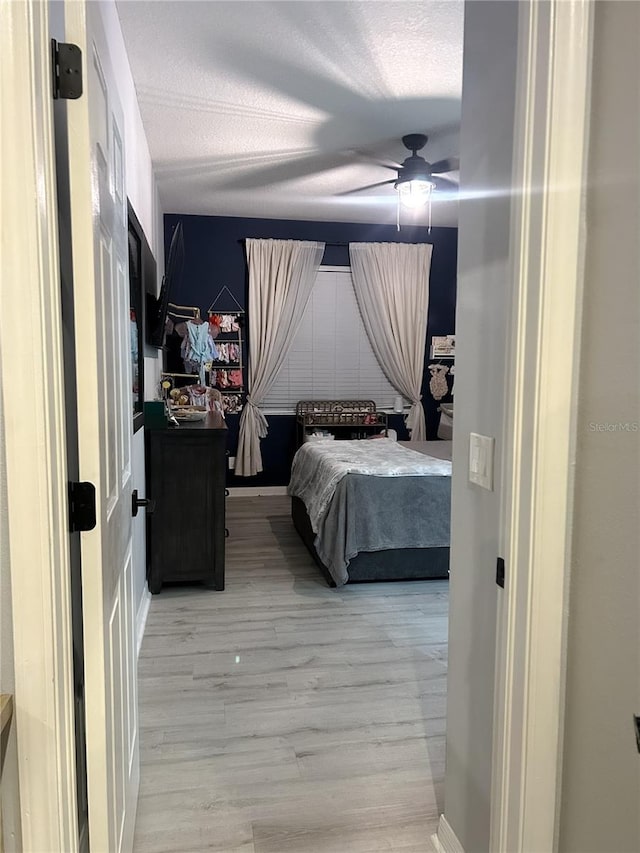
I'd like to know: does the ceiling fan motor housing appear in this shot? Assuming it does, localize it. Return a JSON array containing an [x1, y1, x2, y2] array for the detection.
[[402, 133, 428, 154], [394, 134, 433, 188]]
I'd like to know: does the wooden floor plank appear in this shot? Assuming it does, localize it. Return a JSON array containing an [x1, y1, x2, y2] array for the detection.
[[134, 496, 448, 853]]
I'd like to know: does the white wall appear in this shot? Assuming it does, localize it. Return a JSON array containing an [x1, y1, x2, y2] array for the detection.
[[102, 0, 164, 397], [98, 0, 162, 634], [559, 3, 640, 850], [443, 2, 519, 850], [100, 0, 157, 248]]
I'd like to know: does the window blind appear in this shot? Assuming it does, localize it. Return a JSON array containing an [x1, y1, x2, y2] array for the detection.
[[262, 266, 399, 413]]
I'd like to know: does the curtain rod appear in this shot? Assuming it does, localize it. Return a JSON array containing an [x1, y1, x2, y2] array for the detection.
[[237, 238, 348, 248]]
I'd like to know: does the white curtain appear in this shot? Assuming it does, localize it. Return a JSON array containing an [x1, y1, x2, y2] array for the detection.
[[349, 242, 432, 441], [236, 239, 325, 476]]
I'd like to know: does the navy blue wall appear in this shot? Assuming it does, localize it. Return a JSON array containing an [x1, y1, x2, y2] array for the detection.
[[163, 213, 457, 485]]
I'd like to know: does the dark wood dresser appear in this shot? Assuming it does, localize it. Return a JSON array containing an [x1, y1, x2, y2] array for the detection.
[[146, 412, 228, 594]]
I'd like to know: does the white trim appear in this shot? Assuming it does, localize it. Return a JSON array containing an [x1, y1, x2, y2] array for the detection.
[[431, 815, 466, 853], [492, 2, 593, 851], [227, 486, 288, 497], [0, 1, 78, 850], [317, 264, 349, 273], [122, 747, 140, 853], [136, 588, 152, 657]]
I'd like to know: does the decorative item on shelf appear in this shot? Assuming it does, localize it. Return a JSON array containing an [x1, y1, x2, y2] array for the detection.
[[221, 393, 242, 414], [160, 371, 201, 399], [171, 406, 208, 422], [209, 387, 224, 415], [160, 373, 228, 420], [206, 285, 245, 413]]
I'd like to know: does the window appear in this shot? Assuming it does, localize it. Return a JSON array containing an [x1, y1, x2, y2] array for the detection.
[[263, 266, 399, 413]]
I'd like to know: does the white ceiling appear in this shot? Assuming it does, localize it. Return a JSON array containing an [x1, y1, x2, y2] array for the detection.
[[117, 0, 464, 226]]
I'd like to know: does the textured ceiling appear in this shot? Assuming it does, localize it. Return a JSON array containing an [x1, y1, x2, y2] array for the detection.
[[117, 0, 464, 226]]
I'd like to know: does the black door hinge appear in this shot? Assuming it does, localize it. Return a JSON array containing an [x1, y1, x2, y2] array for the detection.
[[634, 715, 640, 754], [496, 556, 505, 588], [51, 40, 83, 100], [68, 481, 96, 532]]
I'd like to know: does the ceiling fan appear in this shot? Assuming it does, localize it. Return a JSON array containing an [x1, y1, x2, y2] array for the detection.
[[342, 133, 459, 208]]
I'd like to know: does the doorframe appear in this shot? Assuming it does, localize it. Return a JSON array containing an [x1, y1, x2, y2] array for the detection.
[[491, 1, 593, 851], [0, 0, 79, 851], [2, 0, 596, 851]]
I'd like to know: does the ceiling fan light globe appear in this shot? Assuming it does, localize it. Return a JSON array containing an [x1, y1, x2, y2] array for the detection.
[[397, 178, 434, 209]]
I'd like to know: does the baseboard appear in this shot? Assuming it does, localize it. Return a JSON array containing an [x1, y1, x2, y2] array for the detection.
[[431, 815, 465, 853], [227, 485, 288, 497], [136, 587, 151, 658]]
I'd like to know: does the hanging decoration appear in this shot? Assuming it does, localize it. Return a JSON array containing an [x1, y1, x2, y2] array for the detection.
[[428, 363, 450, 401]]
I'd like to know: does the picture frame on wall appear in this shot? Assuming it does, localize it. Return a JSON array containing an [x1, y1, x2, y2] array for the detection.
[[430, 334, 456, 358]]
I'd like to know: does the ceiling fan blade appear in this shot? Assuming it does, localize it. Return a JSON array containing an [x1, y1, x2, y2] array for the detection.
[[432, 175, 458, 192], [337, 180, 397, 196], [430, 157, 460, 174], [364, 159, 400, 172], [215, 151, 350, 191], [350, 149, 401, 171]]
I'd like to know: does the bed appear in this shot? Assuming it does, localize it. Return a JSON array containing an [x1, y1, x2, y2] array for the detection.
[[288, 436, 452, 586]]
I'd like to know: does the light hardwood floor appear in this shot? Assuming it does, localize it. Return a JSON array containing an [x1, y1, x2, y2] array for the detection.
[[134, 496, 448, 853]]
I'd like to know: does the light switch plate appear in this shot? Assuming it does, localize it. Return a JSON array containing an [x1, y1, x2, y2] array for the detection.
[[469, 432, 495, 490]]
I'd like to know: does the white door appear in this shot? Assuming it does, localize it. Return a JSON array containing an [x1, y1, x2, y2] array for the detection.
[[64, 2, 139, 850]]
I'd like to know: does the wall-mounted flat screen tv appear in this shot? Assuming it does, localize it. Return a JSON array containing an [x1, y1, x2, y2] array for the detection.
[[147, 220, 184, 348]]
